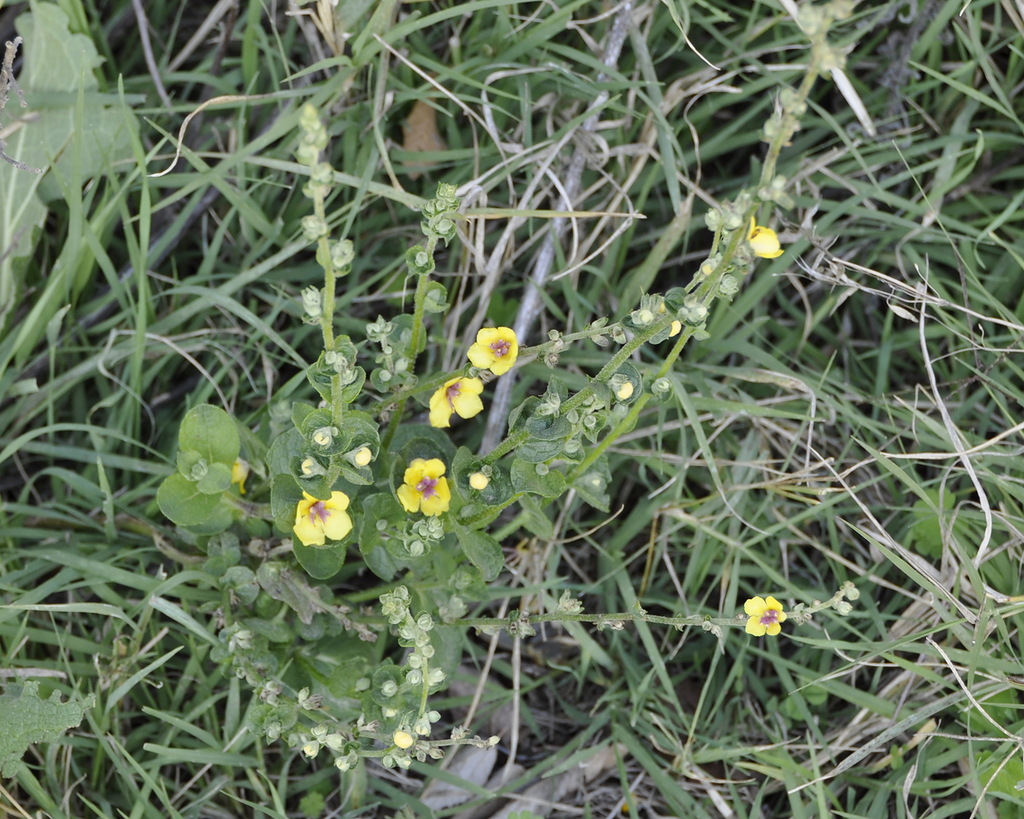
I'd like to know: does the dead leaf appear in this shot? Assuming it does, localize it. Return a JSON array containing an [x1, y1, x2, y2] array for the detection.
[[403, 99, 446, 179]]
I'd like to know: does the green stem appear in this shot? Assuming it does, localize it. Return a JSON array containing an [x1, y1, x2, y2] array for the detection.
[[381, 237, 438, 450], [484, 317, 671, 464]]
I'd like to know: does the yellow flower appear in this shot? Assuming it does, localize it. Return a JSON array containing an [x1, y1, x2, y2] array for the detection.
[[467, 327, 518, 375], [744, 596, 787, 637], [747, 218, 783, 259], [397, 458, 451, 516], [429, 376, 484, 428], [293, 491, 352, 547], [231, 459, 249, 494], [393, 730, 414, 750]]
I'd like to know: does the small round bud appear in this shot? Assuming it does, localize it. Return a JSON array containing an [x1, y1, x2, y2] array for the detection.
[[631, 308, 655, 326], [351, 446, 373, 467], [393, 730, 415, 750], [469, 472, 490, 491], [300, 457, 323, 477], [312, 427, 336, 448]]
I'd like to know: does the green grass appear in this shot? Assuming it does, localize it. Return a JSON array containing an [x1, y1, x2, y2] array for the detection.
[[3, 0, 1024, 816]]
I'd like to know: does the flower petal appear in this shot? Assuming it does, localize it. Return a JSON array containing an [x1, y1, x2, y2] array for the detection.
[[321, 508, 352, 541], [744, 596, 768, 617], [745, 616, 767, 636], [294, 513, 326, 547], [397, 483, 420, 513], [468, 327, 518, 375], [419, 477, 451, 516], [748, 225, 784, 259]]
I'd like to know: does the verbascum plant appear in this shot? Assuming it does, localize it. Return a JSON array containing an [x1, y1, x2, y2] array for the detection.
[[156, 0, 862, 778]]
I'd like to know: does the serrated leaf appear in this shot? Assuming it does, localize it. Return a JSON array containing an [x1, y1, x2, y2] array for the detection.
[[0, 681, 94, 777]]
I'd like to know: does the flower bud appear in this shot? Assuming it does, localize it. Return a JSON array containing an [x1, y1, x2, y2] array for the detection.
[[301, 215, 328, 242], [469, 472, 489, 490], [406, 245, 435, 275], [331, 238, 355, 271], [312, 427, 336, 448], [351, 446, 373, 467], [393, 730, 415, 749], [718, 274, 739, 298]]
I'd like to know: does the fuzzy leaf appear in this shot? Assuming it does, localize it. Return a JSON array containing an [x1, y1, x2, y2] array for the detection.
[[0, 681, 94, 777]]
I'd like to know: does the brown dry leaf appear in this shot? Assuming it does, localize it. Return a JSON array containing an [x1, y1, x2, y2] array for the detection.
[[403, 99, 446, 179]]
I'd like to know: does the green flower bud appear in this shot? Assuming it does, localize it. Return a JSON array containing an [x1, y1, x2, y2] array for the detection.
[[718, 274, 740, 298], [704, 209, 723, 232], [301, 215, 328, 242], [406, 245, 435, 276], [310, 162, 333, 186], [331, 238, 355, 271], [312, 426, 336, 448], [302, 286, 322, 319]]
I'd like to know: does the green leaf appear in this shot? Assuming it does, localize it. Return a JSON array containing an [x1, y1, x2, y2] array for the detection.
[[257, 562, 338, 622], [453, 526, 504, 581], [271, 473, 304, 535], [195, 461, 232, 494], [267, 428, 304, 477], [358, 493, 407, 580], [2, 4, 138, 336], [978, 749, 1024, 801], [510, 460, 566, 498], [179, 405, 240, 467], [518, 496, 554, 540], [572, 460, 611, 512], [905, 488, 956, 559], [292, 539, 347, 580], [0, 681, 94, 777], [157, 473, 225, 527]]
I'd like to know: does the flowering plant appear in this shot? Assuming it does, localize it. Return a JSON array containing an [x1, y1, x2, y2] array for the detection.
[[152, 41, 858, 772]]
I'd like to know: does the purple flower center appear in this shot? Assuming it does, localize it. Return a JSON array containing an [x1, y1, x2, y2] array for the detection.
[[446, 382, 462, 407], [416, 477, 438, 498], [491, 340, 511, 358], [308, 501, 329, 524], [759, 609, 779, 627]]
